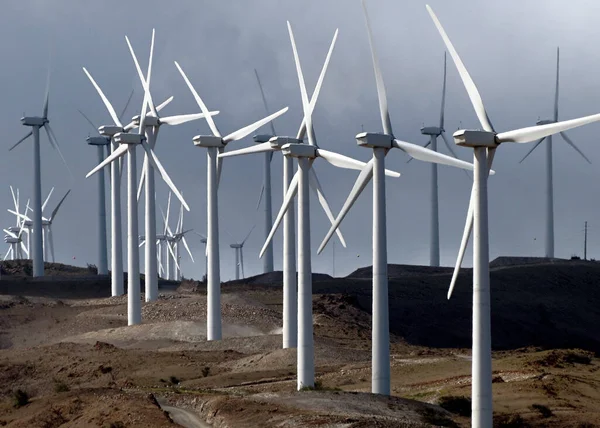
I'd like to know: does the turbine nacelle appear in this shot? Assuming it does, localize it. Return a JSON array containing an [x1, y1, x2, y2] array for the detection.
[[356, 132, 393, 149], [21, 116, 47, 127], [269, 136, 303, 149], [132, 115, 160, 127], [193, 135, 224, 148], [453, 129, 497, 148], [420, 126, 443, 136], [99, 125, 124, 137], [281, 143, 316, 159], [253, 134, 274, 143], [536, 119, 555, 126], [230, 243, 243, 249], [86, 136, 111, 146], [114, 132, 145, 145], [5, 237, 19, 244]]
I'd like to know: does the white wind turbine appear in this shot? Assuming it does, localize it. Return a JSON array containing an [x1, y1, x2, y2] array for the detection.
[[126, 30, 217, 301], [427, 5, 600, 426], [227, 225, 255, 280], [317, 1, 477, 396], [82, 68, 174, 297], [78, 94, 134, 276], [172, 201, 194, 281], [41, 190, 71, 263], [87, 49, 190, 326], [12, 71, 70, 276], [257, 22, 403, 390], [194, 231, 208, 281], [4, 200, 30, 261], [416, 52, 468, 267], [520, 47, 591, 259], [253, 69, 276, 274], [157, 193, 194, 281], [174, 62, 289, 341]]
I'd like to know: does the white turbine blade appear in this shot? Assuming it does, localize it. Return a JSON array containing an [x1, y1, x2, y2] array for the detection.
[[554, 47, 560, 122], [242, 224, 255, 245], [447, 147, 497, 299], [309, 167, 346, 247], [317, 159, 373, 254], [4, 229, 17, 239], [137, 156, 147, 202], [139, 239, 145, 248], [223, 107, 289, 144], [86, 144, 128, 178], [361, 0, 393, 135], [142, 143, 190, 211], [165, 193, 172, 235], [48, 228, 55, 262], [45, 124, 72, 178], [156, 96, 174, 112], [4, 247, 11, 261], [260, 170, 300, 257], [82, 67, 123, 127], [426, 5, 495, 133], [407, 140, 432, 163], [50, 190, 71, 221], [287, 21, 314, 146], [160, 111, 220, 126], [254, 69, 277, 136], [497, 112, 600, 144], [182, 236, 195, 263], [21, 241, 29, 258], [10, 186, 18, 211], [43, 67, 50, 119], [42, 187, 55, 212], [8, 209, 30, 222], [316, 148, 400, 177], [240, 248, 246, 278], [174, 61, 221, 137], [218, 142, 274, 158], [560, 132, 592, 164], [518, 137, 545, 164], [392, 139, 480, 172], [216, 146, 225, 189], [440, 133, 471, 179], [10, 131, 33, 151], [166, 242, 181, 272], [439, 52, 447, 130], [125, 32, 157, 116], [256, 184, 264, 211]]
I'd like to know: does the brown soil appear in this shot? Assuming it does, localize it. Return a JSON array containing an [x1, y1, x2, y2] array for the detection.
[[1, 259, 599, 427]]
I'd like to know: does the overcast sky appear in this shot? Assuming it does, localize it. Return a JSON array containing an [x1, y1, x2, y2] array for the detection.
[[1, 0, 600, 281]]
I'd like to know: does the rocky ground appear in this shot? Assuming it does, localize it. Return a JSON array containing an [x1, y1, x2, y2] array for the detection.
[[0, 258, 599, 427]]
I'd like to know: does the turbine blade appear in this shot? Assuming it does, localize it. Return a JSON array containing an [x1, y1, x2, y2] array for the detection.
[[518, 137, 545, 164], [10, 131, 33, 151], [43, 67, 50, 119], [260, 170, 299, 257], [407, 140, 432, 163], [554, 47, 560, 122], [426, 5, 495, 133], [160, 111, 220, 126], [42, 187, 55, 212], [254, 69, 277, 136], [560, 132, 591, 164], [45, 124, 73, 178], [218, 142, 274, 159], [242, 224, 255, 245], [137, 155, 147, 202], [361, 0, 393, 135], [86, 144, 127, 178], [497, 112, 600, 143], [50, 190, 71, 221], [392, 139, 479, 172], [309, 166, 346, 247], [217, 146, 224, 189], [447, 147, 497, 299], [317, 159, 373, 254], [182, 235, 195, 263], [166, 241, 180, 272], [223, 106, 289, 144], [174, 61, 221, 137], [10, 186, 17, 211], [156, 96, 174, 112], [287, 21, 313, 145], [165, 192, 172, 235], [77, 109, 98, 133], [125, 32, 157, 116], [440, 52, 447, 130], [119, 88, 135, 121], [316, 148, 400, 177], [256, 184, 264, 211], [440, 133, 471, 179], [82, 67, 122, 127], [142, 143, 190, 211]]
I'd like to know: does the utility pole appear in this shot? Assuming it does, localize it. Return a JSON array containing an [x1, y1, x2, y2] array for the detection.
[[584, 221, 588, 260]]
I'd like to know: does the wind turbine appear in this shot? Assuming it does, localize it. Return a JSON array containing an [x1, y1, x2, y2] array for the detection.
[[126, 30, 217, 301], [172, 200, 194, 281], [82, 68, 173, 297], [4, 200, 29, 260], [12, 71, 70, 277], [87, 41, 190, 325], [253, 69, 276, 274], [317, 1, 476, 396], [158, 193, 194, 281], [221, 24, 398, 350], [417, 53, 467, 267], [519, 47, 591, 258], [228, 225, 255, 280], [79, 93, 134, 276], [258, 22, 404, 391], [174, 62, 289, 341], [427, 5, 600, 426], [194, 231, 208, 281], [41, 190, 71, 263]]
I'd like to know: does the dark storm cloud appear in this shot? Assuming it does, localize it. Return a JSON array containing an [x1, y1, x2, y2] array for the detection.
[[1, 0, 599, 280]]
